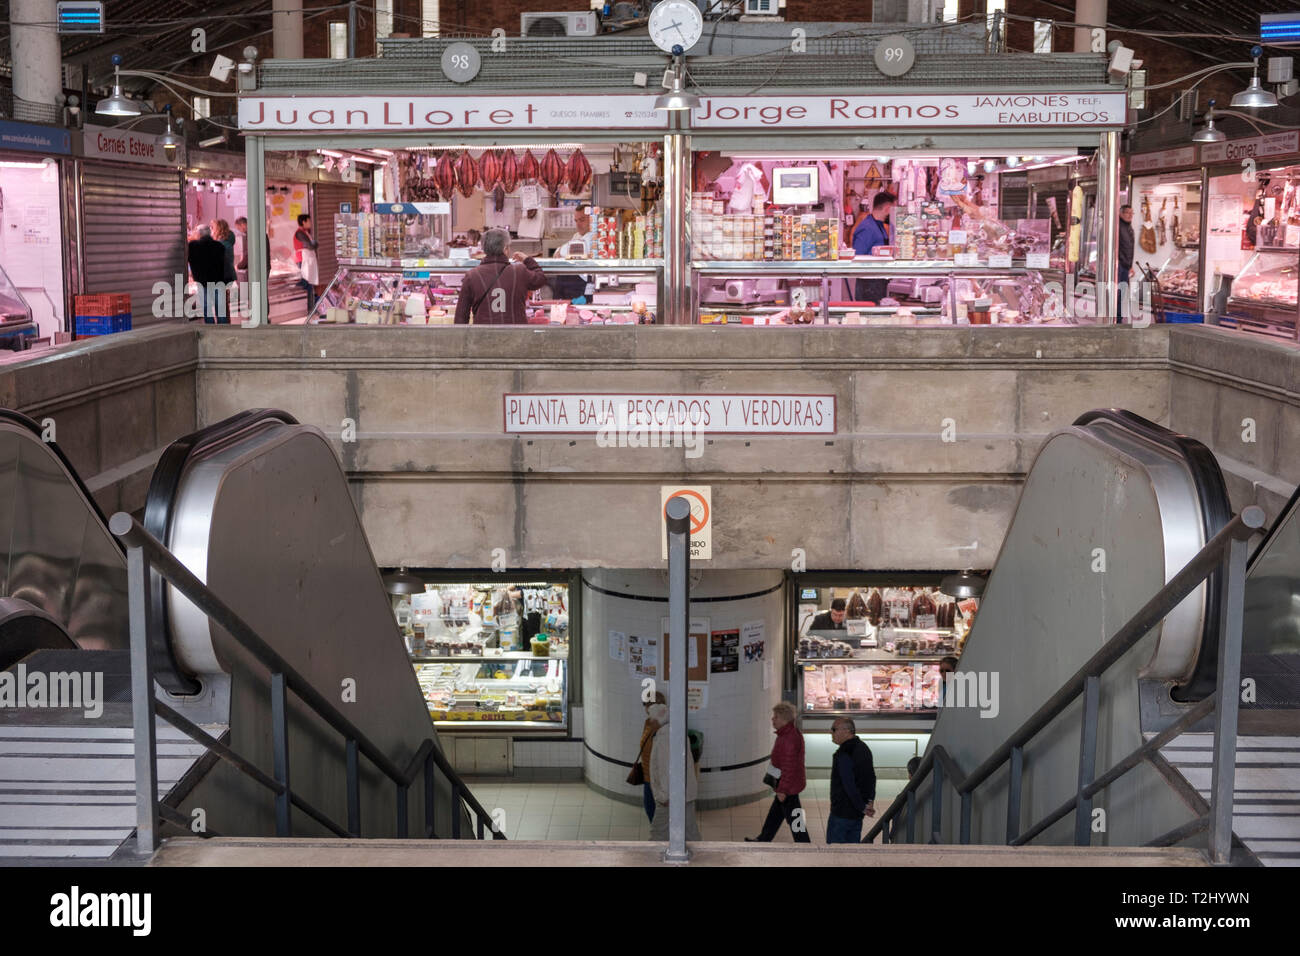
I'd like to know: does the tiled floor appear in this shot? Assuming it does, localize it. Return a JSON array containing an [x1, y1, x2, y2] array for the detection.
[[464, 776, 907, 843]]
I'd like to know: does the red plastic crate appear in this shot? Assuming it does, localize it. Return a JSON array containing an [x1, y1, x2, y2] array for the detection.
[[75, 293, 132, 316]]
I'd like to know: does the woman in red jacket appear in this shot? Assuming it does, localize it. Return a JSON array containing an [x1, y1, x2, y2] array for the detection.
[[746, 701, 811, 843]]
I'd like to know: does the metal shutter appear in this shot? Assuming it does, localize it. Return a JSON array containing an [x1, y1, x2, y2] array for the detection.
[[310, 182, 359, 288], [79, 162, 185, 327]]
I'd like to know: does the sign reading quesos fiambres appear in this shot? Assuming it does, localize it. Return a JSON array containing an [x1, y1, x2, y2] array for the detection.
[[503, 394, 836, 435]]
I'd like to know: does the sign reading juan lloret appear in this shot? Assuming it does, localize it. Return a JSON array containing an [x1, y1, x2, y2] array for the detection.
[[503, 393, 836, 435]]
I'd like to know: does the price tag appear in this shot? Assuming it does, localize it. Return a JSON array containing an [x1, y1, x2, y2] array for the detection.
[[1026, 252, 1050, 269], [520, 185, 542, 210], [989, 254, 1013, 268], [948, 230, 967, 246], [954, 253, 978, 266]]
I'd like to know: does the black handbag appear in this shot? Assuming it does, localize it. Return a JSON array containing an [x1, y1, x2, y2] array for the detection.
[[626, 736, 650, 787]]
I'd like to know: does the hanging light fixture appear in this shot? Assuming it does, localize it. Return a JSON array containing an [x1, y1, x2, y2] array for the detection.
[[382, 567, 424, 595], [654, 53, 699, 111], [1231, 46, 1279, 109], [1192, 100, 1227, 143], [159, 104, 183, 158], [939, 569, 987, 600], [96, 54, 143, 117]]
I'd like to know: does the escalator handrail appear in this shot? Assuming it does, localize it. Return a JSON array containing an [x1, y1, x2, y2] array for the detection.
[[0, 408, 120, 552], [142, 408, 299, 695], [1072, 409, 1233, 699]]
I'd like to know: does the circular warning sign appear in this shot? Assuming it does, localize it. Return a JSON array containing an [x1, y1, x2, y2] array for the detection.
[[665, 490, 709, 535]]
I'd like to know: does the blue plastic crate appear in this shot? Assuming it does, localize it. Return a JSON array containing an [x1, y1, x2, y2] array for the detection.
[[75, 312, 132, 335], [1163, 311, 1203, 324]]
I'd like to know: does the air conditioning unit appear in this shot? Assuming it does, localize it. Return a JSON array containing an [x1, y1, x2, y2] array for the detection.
[[743, 0, 780, 14], [520, 11, 598, 37]]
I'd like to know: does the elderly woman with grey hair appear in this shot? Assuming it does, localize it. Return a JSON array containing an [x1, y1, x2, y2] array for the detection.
[[647, 701, 701, 842], [453, 228, 546, 325], [745, 700, 811, 843]]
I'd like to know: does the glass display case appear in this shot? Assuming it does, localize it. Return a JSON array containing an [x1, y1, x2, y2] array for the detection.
[[414, 657, 567, 726], [1221, 249, 1300, 340], [393, 580, 572, 731], [795, 583, 979, 718], [312, 259, 663, 326], [693, 260, 1069, 326], [1154, 246, 1200, 304], [0, 263, 34, 326]]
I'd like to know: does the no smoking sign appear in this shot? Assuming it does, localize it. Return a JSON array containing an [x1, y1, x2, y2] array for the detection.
[[661, 486, 711, 560]]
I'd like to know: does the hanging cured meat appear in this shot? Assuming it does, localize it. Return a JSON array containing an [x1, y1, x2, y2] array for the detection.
[[454, 150, 479, 197], [500, 150, 520, 192], [432, 151, 456, 199], [566, 148, 592, 194], [492, 184, 506, 212], [479, 149, 503, 191], [539, 149, 566, 193], [521, 150, 540, 184], [846, 590, 868, 620]]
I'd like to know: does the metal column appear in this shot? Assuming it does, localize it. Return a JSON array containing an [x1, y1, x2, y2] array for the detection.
[[124, 536, 160, 854], [245, 136, 268, 327], [663, 126, 691, 326], [664, 495, 691, 863], [1097, 130, 1121, 324], [1208, 532, 1250, 864]]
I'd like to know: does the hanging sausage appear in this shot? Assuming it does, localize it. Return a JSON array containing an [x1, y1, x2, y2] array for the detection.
[[432, 151, 456, 199], [539, 148, 566, 194], [454, 150, 479, 197], [566, 148, 592, 194], [501, 150, 520, 192], [521, 150, 541, 184], [479, 149, 503, 191]]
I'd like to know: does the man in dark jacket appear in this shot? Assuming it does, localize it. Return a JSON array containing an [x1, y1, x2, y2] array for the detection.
[[808, 598, 847, 632], [188, 224, 229, 323], [828, 716, 876, 844], [454, 229, 547, 325], [1117, 204, 1134, 322]]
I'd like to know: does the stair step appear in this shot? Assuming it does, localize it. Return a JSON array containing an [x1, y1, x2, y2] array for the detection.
[[1158, 732, 1300, 866], [0, 716, 226, 859]]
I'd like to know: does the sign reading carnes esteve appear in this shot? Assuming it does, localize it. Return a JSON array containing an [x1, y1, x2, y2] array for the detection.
[[503, 393, 837, 435], [691, 92, 1127, 128], [238, 95, 668, 131]]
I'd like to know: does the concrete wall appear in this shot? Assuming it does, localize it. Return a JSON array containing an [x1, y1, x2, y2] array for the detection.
[[1167, 326, 1300, 527], [0, 325, 198, 515], [195, 325, 1180, 574]]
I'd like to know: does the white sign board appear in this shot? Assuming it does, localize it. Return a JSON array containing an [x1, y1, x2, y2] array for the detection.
[[691, 92, 1127, 129], [239, 95, 668, 132], [1198, 130, 1300, 165], [502, 393, 836, 434], [83, 124, 183, 167], [661, 486, 711, 561]]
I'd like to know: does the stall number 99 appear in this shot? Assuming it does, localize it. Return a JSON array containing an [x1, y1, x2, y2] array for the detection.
[[881, 46, 906, 62]]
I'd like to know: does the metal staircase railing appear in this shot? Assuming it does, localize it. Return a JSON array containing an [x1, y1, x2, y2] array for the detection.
[[109, 512, 503, 852], [865, 505, 1265, 865]]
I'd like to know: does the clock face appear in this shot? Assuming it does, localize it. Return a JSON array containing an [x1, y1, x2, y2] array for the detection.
[[648, 0, 704, 54]]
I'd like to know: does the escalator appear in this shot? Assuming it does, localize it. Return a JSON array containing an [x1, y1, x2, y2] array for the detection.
[[0, 408, 478, 860], [897, 408, 1300, 863]]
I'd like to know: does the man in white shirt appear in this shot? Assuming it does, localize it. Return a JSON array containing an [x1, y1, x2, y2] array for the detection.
[[550, 207, 595, 302]]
